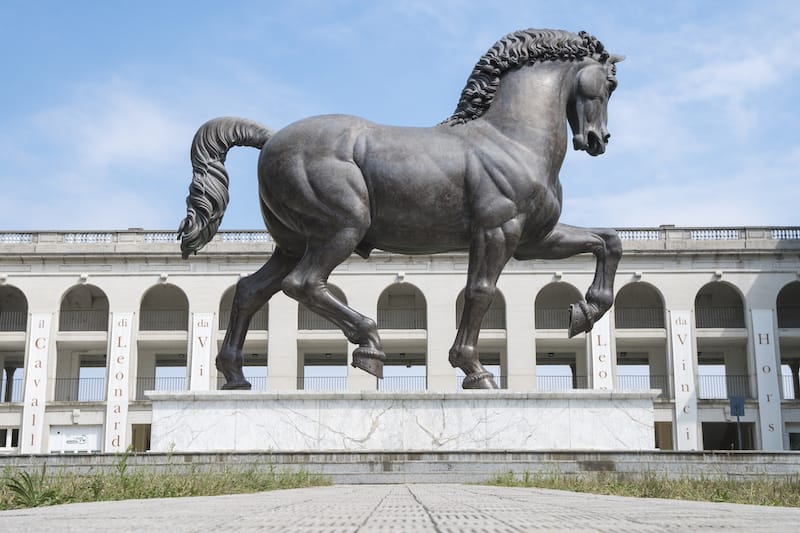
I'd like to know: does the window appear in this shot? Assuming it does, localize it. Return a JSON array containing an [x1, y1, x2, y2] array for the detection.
[[0, 427, 20, 448]]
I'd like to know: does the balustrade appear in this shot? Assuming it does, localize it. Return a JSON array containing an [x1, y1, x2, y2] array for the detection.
[[377, 309, 427, 329], [59, 309, 109, 331], [535, 308, 570, 329], [617, 374, 669, 398], [298, 376, 347, 391], [536, 375, 588, 390], [135, 376, 187, 399], [54, 377, 106, 402], [0, 311, 27, 331], [695, 306, 745, 328], [379, 375, 427, 391], [614, 307, 665, 328], [139, 309, 189, 331], [697, 375, 751, 399]]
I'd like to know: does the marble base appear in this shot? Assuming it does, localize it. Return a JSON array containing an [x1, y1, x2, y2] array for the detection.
[[148, 390, 658, 452]]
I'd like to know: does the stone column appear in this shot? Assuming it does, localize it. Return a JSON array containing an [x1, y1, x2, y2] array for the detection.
[[589, 313, 614, 390], [668, 310, 700, 450], [189, 312, 215, 390], [104, 312, 133, 452], [426, 283, 457, 392], [750, 309, 783, 450], [504, 289, 536, 390], [267, 292, 299, 390], [20, 313, 53, 453]]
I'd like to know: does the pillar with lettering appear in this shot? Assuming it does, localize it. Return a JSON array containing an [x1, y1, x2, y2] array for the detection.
[[589, 313, 614, 389], [21, 314, 52, 453], [669, 310, 699, 450], [751, 309, 783, 450], [190, 312, 215, 390], [104, 313, 133, 452]]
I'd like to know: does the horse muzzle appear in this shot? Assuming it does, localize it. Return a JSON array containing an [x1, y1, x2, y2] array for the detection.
[[573, 130, 607, 156]]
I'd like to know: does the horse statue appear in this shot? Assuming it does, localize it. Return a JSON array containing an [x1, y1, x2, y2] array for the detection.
[[178, 28, 624, 390]]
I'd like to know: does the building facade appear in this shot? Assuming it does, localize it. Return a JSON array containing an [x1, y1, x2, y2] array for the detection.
[[1, 226, 799, 454]]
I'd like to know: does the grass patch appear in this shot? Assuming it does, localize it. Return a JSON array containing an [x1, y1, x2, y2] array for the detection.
[[487, 470, 800, 507], [1, 456, 330, 510]]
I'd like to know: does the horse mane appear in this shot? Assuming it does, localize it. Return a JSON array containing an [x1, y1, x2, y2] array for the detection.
[[441, 29, 609, 126]]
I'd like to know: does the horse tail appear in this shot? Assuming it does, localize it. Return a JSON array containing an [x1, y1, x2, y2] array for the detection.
[[178, 117, 273, 258]]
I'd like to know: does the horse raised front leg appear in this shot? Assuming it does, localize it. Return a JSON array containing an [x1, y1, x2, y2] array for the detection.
[[515, 223, 621, 338], [218, 248, 298, 389], [451, 221, 521, 389]]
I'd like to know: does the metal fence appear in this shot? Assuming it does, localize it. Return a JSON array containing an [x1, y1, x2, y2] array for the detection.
[[59, 309, 109, 331], [777, 306, 800, 328], [695, 307, 746, 328], [379, 376, 427, 391], [136, 376, 187, 399], [377, 309, 427, 329], [298, 376, 347, 391], [697, 375, 752, 399], [614, 307, 665, 329], [298, 310, 339, 330], [535, 308, 570, 329], [54, 377, 106, 401], [218, 309, 269, 330], [782, 374, 797, 400], [139, 309, 189, 331], [535, 375, 588, 390], [617, 374, 669, 398], [0, 311, 26, 332]]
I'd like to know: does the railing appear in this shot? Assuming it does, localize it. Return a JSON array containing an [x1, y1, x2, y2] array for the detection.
[[535, 308, 570, 329], [695, 306, 746, 328], [135, 376, 187, 399], [536, 375, 588, 390], [379, 376, 427, 391], [298, 309, 339, 330], [772, 228, 800, 240], [143, 232, 178, 243], [139, 309, 189, 331], [690, 229, 741, 241], [614, 307, 665, 329], [298, 376, 347, 391], [782, 374, 797, 400], [697, 375, 752, 399], [377, 309, 427, 329], [63, 233, 113, 244], [0, 311, 27, 331], [1, 378, 24, 402], [59, 309, 109, 331], [455, 308, 506, 329], [54, 377, 106, 401], [0, 233, 33, 243], [454, 375, 507, 390], [220, 232, 272, 243], [777, 306, 800, 328], [618, 230, 661, 241], [617, 374, 669, 398], [218, 308, 269, 330]]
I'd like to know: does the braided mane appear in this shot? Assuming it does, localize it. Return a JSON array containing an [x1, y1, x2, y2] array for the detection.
[[442, 29, 608, 126]]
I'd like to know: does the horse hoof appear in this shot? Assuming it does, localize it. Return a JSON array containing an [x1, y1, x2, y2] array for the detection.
[[352, 347, 385, 378], [221, 380, 252, 390], [568, 301, 594, 338], [462, 371, 499, 389]]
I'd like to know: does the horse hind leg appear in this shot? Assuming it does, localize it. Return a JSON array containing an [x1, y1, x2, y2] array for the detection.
[[281, 229, 386, 378], [218, 248, 298, 389]]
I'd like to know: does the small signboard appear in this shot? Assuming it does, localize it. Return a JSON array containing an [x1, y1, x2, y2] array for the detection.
[[730, 396, 745, 417]]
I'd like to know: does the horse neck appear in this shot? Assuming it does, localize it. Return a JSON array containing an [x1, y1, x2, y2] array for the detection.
[[480, 61, 577, 150]]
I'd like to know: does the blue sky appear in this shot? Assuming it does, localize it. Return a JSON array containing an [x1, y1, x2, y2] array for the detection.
[[1, 1, 798, 231]]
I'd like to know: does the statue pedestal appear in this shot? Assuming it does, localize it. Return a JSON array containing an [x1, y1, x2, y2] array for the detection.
[[147, 390, 657, 452]]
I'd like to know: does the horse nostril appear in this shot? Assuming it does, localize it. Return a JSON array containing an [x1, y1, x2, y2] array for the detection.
[[603, 133, 611, 143]]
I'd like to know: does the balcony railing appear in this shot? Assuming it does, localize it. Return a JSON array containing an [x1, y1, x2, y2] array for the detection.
[[298, 376, 347, 390], [1, 378, 24, 402], [778, 306, 800, 328], [379, 376, 427, 391], [697, 375, 752, 399], [377, 309, 427, 329], [456, 308, 506, 329], [617, 374, 669, 398], [135, 376, 187, 399], [139, 309, 189, 331], [614, 307, 665, 329], [535, 308, 570, 329], [536, 375, 588, 390], [59, 309, 109, 331], [782, 374, 798, 400], [54, 377, 106, 402], [0, 311, 27, 332], [298, 310, 339, 330], [218, 308, 269, 331], [695, 306, 746, 328]]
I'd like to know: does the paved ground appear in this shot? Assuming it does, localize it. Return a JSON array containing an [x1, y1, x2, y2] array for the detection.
[[2, 484, 800, 532]]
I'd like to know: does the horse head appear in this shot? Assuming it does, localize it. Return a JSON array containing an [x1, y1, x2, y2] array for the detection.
[[568, 54, 623, 156]]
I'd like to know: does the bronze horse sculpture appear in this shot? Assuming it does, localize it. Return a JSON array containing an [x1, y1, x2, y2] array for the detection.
[[178, 28, 624, 390]]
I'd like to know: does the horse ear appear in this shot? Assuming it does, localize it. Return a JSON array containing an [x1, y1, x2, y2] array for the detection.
[[608, 54, 625, 64]]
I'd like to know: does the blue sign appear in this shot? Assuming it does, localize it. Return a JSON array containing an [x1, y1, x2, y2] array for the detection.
[[730, 396, 745, 417]]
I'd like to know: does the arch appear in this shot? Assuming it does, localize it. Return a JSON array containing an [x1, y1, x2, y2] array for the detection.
[[298, 284, 347, 330], [0, 285, 28, 332], [140, 284, 189, 331], [614, 282, 665, 328], [219, 285, 269, 331], [455, 288, 506, 329], [777, 281, 800, 328], [59, 284, 109, 331], [535, 282, 581, 329], [377, 283, 427, 329], [695, 281, 745, 328]]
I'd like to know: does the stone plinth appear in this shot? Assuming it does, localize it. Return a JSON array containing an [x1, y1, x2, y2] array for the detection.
[[147, 390, 658, 452]]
